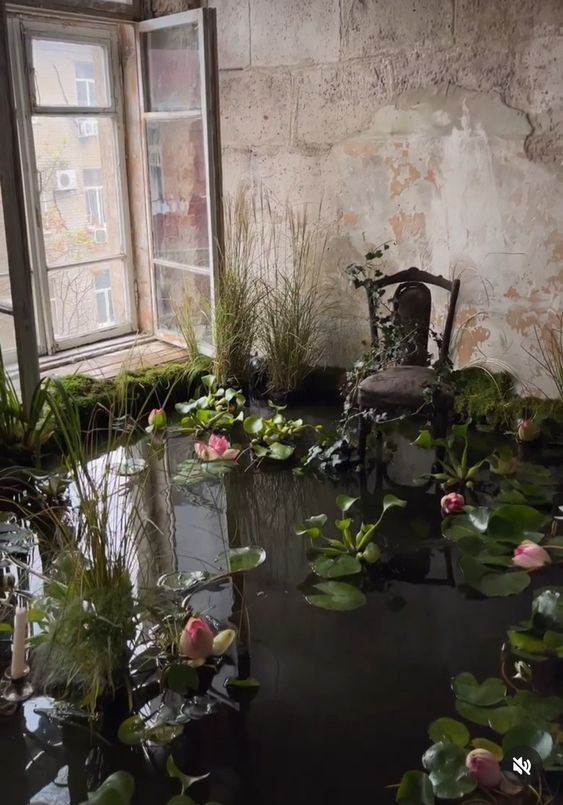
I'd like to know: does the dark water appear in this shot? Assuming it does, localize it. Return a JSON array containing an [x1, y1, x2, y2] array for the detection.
[[1, 406, 561, 805]]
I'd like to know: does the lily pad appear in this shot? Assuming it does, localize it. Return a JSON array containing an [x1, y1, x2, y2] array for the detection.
[[503, 725, 553, 761], [80, 771, 135, 805], [396, 770, 434, 804], [478, 571, 530, 597], [470, 738, 503, 760], [422, 742, 476, 800], [428, 717, 470, 747], [220, 546, 266, 573], [453, 673, 507, 706], [311, 555, 362, 579], [165, 664, 200, 695], [117, 715, 146, 746], [488, 505, 547, 542], [303, 580, 367, 611]]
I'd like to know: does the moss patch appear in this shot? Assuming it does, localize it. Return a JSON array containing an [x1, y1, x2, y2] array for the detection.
[[55, 362, 200, 429], [451, 367, 563, 432]]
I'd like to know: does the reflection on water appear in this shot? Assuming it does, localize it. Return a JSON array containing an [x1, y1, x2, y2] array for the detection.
[[1, 408, 560, 804]]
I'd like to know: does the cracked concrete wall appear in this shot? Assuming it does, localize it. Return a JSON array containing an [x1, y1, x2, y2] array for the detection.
[[149, 0, 563, 394]]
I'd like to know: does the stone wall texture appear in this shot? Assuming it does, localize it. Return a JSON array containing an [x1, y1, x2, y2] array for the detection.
[[149, 0, 563, 394]]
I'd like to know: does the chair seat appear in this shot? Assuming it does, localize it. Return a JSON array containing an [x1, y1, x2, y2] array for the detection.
[[358, 365, 438, 409]]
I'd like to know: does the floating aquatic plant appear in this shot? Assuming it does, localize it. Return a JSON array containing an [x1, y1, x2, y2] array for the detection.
[[244, 401, 322, 462], [176, 375, 245, 436], [413, 421, 488, 493]]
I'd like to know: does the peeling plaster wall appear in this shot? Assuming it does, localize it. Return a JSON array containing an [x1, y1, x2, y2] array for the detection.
[[148, 0, 563, 394]]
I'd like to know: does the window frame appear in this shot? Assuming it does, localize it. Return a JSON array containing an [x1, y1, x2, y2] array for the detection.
[[7, 0, 142, 23], [137, 8, 223, 356], [7, 13, 137, 353]]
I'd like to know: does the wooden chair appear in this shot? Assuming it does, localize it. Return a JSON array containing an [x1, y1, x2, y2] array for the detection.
[[357, 267, 460, 465]]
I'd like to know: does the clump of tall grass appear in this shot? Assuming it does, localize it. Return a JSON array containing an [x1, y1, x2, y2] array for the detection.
[[257, 201, 329, 399], [28, 379, 161, 711], [213, 188, 261, 385], [524, 314, 563, 400]]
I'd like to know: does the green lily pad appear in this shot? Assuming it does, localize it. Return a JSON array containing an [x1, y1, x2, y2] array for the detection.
[[478, 571, 530, 597], [508, 629, 546, 655], [503, 725, 553, 761], [220, 546, 266, 573], [396, 770, 434, 804], [422, 742, 476, 799], [428, 718, 470, 747], [453, 673, 507, 706], [303, 580, 367, 611], [470, 738, 503, 760], [80, 771, 135, 805], [117, 715, 146, 746], [512, 690, 563, 723], [165, 664, 200, 695], [488, 505, 547, 541], [311, 555, 362, 579]]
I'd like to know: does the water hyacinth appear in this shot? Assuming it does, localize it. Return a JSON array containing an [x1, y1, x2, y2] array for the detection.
[[194, 433, 240, 462], [512, 540, 551, 571], [440, 492, 465, 515], [465, 748, 502, 788]]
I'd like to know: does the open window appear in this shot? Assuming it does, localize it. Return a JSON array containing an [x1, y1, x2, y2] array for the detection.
[[1, 2, 221, 398], [138, 9, 222, 354]]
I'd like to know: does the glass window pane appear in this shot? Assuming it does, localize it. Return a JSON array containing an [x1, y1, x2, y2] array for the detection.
[[147, 118, 209, 266], [48, 260, 128, 341], [0, 196, 16, 360], [142, 24, 200, 113], [32, 116, 122, 267], [155, 264, 211, 342], [31, 38, 110, 108]]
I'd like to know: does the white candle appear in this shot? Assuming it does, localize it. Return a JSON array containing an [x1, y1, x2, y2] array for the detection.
[[11, 606, 27, 680]]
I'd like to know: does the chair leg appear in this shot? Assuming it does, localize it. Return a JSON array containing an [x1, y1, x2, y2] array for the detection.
[[358, 412, 372, 466]]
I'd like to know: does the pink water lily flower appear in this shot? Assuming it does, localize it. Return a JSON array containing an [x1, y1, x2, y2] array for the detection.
[[441, 492, 465, 515], [178, 616, 236, 665], [513, 540, 551, 571], [465, 748, 502, 788], [194, 433, 240, 461], [148, 408, 167, 429], [517, 418, 540, 443]]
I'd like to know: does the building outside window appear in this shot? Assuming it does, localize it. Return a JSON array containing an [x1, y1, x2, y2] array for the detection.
[[83, 168, 107, 242], [95, 267, 114, 326], [75, 61, 97, 106]]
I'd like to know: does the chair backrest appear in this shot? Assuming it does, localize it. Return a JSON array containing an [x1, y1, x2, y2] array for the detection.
[[363, 267, 460, 365], [392, 281, 432, 366]]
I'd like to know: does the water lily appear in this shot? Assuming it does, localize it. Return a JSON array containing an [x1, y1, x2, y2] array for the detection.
[[194, 433, 240, 462], [513, 540, 551, 571], [148, 408, 167, 430], [517, 418, 540, 443], [465, 748, 502, 788], [178, 616, 236, 667], [441, 492, 465, 515]]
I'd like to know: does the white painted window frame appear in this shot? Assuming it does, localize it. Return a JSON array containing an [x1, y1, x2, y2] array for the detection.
[[7, 13, 137, 354], [137, 9, 222, 357]]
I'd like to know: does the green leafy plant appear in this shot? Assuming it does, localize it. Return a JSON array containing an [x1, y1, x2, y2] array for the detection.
[[296, 494, 406, 576], [79, 771, 135, 805], [524, 314, 563, 400], [243, 402, 322, 461], [0, 351, 55, 465], [175, 375, 245, 435], [413, 421, 488, 492], [490, 447, 555, 508], [397, 665, 563, 803], [508, 586, 563, 662], [442, 503, 553, 597]]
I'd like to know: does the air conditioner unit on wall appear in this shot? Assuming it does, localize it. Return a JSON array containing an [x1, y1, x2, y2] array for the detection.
[[56, 169, 77, 191], [92, 226, 108, 244]]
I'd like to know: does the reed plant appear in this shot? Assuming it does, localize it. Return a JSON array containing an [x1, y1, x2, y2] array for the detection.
[[213, 188, 262, 385], [524, 314, 563, 400], [257, 201, 329, 398], [28, 379, 161, 711]]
